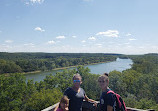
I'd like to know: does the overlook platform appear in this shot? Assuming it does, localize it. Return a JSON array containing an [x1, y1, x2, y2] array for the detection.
[[42, 101, 155, 111]]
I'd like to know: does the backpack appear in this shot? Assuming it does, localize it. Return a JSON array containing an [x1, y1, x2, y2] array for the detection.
[[107, 90, 127, 111]]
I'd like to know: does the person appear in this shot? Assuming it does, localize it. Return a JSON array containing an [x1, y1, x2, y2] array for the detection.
[[64, 73, 96, 111], [56, 96, 69, 111], [98, 73, 115, 111]]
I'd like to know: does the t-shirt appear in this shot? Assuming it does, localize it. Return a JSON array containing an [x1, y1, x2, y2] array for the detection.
[[100, 89, 115, 111], [64, 87, 85, 111], [56, 108, 64, 111]]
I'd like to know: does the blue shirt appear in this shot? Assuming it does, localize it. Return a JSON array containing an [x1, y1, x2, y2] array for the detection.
[[64, 87, 85, 111], [100, 89, 115, 111]]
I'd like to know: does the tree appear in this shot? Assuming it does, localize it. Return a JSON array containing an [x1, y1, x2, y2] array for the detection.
[[25, 89, 62, 111], [109, 70, 127, 96]]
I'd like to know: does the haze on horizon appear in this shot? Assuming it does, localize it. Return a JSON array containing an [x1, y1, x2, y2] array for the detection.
[[0, 0, 158, 54]]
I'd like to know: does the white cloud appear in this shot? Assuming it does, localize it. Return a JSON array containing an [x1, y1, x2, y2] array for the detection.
[[56, 36, 65, 39], [96, 43, 102, 46], [0, 44, 12, 52], [24, 0, 44, 5], [34, 27, 45, 32], [139, 46, 144, 49], [30, 0, 44, 4], [127, 45, 132, 48], [72, 36, 77, 38], [117, 44, 122, 46], [129, 38, 136, 41], [47, 40, 55, 44], [95, 44, 102, 47], [24, 43, 35, 47], [25, 2, 30, 5], [96, 30, 119, 37], [56, 41, 61, 43], [83, 0, 93, 2], [124, 42, 130, 45], [5, 40, 13, 43], [88, 36, 96, 40], [81, 40, 86, 43], [126, 33, 131, 36]]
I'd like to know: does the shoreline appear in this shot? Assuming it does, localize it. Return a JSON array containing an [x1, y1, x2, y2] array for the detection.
[[24, 61, 112, 75], [4, 61, 113, 76]]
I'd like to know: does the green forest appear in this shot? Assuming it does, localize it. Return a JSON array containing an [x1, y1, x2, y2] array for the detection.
[[0, 53, 158, 111]]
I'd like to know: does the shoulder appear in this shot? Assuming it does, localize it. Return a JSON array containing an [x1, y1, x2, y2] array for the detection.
[[65, 87, 72, 92], [102, 89, 114, 96], [64, 87, 73, 95], [80, 88, 85, 93], [107, 89, 114, 95], [106, 90, 115, 99], [106, 90, 116, 106], [80, 87, 85, 92]]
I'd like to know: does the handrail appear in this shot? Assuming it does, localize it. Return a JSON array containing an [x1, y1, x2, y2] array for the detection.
[[41, 101, 155, 111], [126, 107, 155, 111], [41, 102, 59, 111]]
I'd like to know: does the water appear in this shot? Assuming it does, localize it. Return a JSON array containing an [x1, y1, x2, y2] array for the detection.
[[25, 58, 133, 82], [84, 58, 133, 74]]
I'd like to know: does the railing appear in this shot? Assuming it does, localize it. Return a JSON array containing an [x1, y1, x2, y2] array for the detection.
[[41, 101, 155, 111], [41, 102, 59, 111]]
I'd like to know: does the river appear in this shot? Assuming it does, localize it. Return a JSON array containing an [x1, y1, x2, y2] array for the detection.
[[25, 58, 133, 82]]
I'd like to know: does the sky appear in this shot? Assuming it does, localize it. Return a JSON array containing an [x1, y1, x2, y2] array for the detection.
[[0, 0, 158, 54]]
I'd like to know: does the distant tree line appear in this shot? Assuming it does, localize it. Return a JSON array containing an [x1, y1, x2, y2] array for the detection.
[[0, 52, 118, 74]]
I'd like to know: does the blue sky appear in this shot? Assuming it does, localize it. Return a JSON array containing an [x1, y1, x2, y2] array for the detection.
[[0, 0, 158, 54]]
